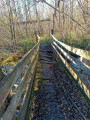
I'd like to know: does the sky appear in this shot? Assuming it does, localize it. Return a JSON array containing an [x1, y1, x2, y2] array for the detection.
[[0, 0, 56, 20], [37, 0, 55, 19]]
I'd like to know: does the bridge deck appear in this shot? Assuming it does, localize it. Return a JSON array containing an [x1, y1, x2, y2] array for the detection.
[[0, 43, 89, 120], [28, 45, 89, 120]]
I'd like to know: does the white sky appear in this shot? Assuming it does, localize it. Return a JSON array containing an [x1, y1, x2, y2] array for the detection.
[[37, 0, 55, 19]]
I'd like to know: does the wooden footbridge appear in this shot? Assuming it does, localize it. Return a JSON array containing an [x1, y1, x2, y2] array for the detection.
[[0, 34, 90, 120]]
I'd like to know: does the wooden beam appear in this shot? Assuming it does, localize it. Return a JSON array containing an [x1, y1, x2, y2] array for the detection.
[[52, 44, 90, 99], [2, 50, 39, 120], [0, 37, 40, 108], [52, 41, 90, 75], [51, 34, 90, 60]]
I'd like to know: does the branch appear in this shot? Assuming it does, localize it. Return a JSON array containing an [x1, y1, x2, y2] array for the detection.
[[0, 19, 10, 32], [36, 0, 90, 34]]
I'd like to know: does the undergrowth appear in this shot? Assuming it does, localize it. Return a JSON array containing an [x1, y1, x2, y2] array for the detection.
[[0, 34, 51, 80], [54, 33, 90, 50], [19, 37, 36, 53], [0, 37, 36, 80], [40, 34, 50, 45]]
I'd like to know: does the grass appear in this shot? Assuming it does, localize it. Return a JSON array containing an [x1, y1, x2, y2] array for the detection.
[[40, 34, 51, 45], [0, 33, 50, 80], [54, 32, 90, 50], [0, 37, 36, 80], [18, 37, 36, 53], [0, 37, 36, 64]]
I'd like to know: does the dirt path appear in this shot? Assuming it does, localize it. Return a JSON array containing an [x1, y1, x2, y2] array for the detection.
[[30, 45, 89, 120]]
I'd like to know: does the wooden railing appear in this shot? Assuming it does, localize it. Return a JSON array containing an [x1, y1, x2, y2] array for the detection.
[[0, 36, 40, 120], [51, 34, 90, 100]]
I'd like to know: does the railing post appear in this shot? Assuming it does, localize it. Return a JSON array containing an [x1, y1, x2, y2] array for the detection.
[[34, 31, 38, 43], [51, 35, 90, 101], [0, 37, 40, 120], [51, 29, 53, 35]]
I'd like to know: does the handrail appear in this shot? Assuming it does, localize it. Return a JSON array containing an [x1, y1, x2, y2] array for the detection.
[[0, 36, 40, 120], [51, 34, 90, 60], [51, 34, 90, 99], [53, 42, 90, 76], [2, 50, 39, 120]]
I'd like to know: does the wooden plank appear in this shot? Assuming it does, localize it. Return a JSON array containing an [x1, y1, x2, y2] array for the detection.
[[53, 42, 90, 75], [40, 55, 52, 58], [52, 44, 90, 89], [41, 50, 52, 52], [52, 44, 90, 99], [17, 53, 39, 120], [1, 49, 39, 120], [51, 34, 90, 60], [0, 40, 40, 108]]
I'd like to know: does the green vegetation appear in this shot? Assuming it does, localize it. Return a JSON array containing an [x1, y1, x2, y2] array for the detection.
[[54, 33, 90, 50], [27, 62, 42, 120], [19, 37, 36, 53], [0, 55, 20, 65], [0, 37, 36, 80], [0, 34, 51, 80], [40, 34, 51, 45], [0, 37, 36, 63]]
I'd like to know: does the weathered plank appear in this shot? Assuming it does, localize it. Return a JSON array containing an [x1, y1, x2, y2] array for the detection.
[[17, 53, 39, 120], [0, 38, 40, 108], [51, 34, 90, 60], [52, 44, 90, 99], [52, 42, 90, 75], [1, 49, 39, 120]]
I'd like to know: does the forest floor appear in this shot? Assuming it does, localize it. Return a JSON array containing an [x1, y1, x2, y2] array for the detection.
[[0, 37, 36, 80], [0, 35, 50, 80], [29, 45, 89, 120]]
